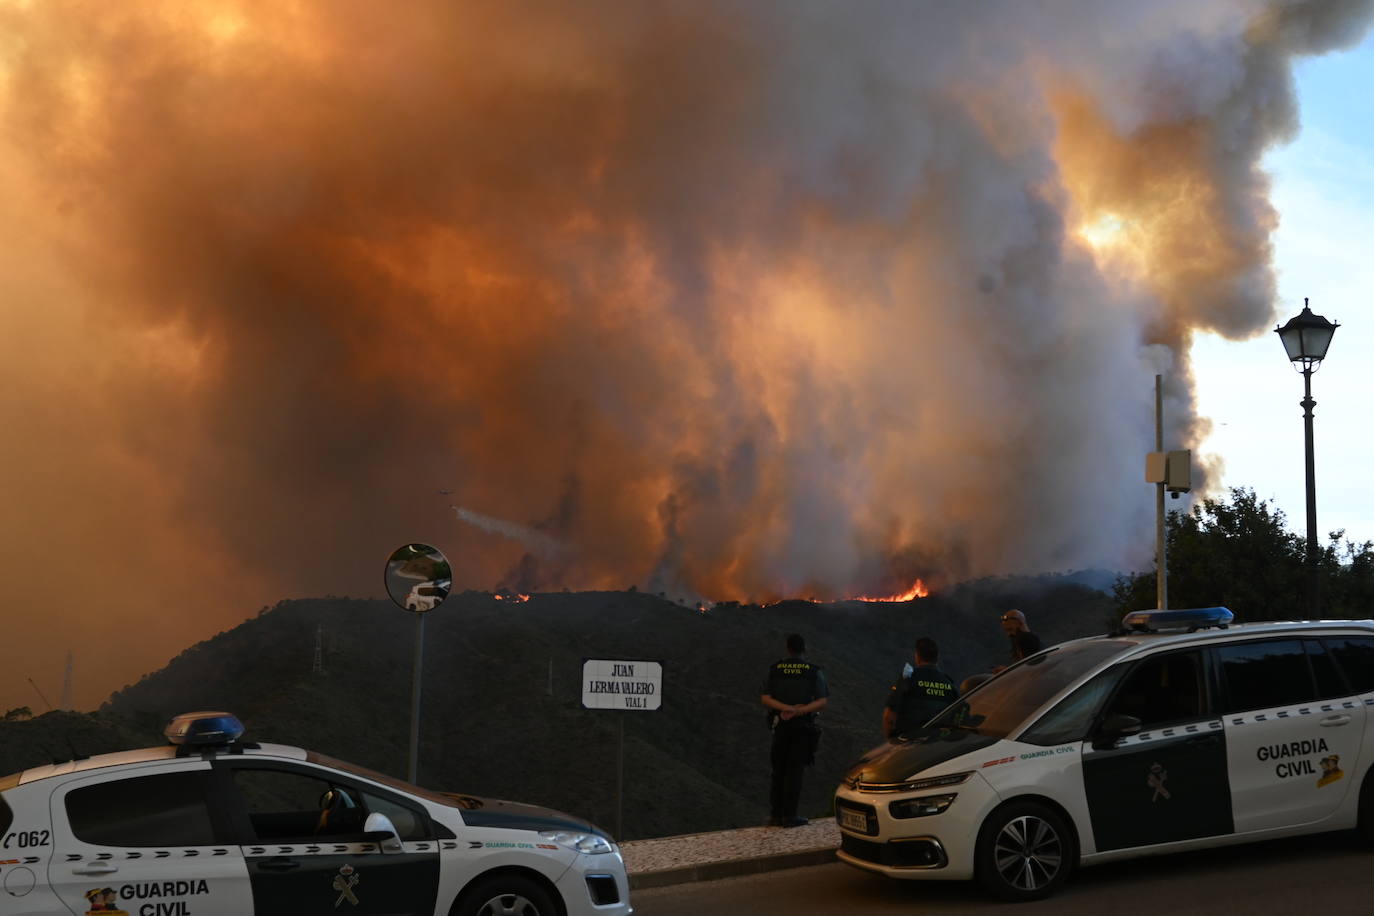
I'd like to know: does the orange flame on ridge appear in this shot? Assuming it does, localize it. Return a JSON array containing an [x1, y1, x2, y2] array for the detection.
[[852, 579, 928, 602]]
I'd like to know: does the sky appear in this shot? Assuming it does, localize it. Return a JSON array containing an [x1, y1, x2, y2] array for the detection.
[[1194, 31, 1374, 546], [1, 1, 1372, 714]]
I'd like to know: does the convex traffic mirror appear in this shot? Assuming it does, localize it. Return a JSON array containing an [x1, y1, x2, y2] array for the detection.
[[385, 543, 452, 613]]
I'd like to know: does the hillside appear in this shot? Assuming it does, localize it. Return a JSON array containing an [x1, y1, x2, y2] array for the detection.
[[3, 579, 1114, 840]]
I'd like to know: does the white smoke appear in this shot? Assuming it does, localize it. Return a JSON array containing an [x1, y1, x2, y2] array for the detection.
[[453, 507, 567, 558]]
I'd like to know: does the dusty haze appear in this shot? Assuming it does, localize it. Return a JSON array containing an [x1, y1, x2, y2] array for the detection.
[[2, 0, 1370, 711]]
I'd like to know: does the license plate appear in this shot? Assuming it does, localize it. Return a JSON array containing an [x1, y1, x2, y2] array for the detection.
[[838, 807, 868, 832]]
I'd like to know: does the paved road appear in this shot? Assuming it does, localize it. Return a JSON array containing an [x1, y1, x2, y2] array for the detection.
[[632, 831, 1374, 914]]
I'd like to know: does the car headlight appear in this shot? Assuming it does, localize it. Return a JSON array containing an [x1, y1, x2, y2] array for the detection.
[[889, 793, 957, 819], [900, 771, 972, 791], [539, 829, 615, 855]]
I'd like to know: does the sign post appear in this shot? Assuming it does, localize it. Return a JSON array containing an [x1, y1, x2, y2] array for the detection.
[[582, 658, 662, 839]]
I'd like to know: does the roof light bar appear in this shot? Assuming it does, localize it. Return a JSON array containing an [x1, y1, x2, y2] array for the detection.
[[1121, 607, 1234, 633], [164, 711, 245, 747]]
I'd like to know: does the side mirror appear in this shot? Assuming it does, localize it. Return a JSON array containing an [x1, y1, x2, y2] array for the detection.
[[363, 812, 404, 853], [1092, 713, 1142, 750]]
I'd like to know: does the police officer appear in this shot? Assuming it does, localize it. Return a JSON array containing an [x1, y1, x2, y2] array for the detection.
[[761, 633, 829, 828], [883, 637, 956, 739]]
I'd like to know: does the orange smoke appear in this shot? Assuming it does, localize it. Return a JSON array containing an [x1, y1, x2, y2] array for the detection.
[[0, 0, 1368, 709]]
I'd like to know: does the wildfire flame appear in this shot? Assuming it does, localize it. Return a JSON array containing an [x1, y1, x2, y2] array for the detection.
[[494, 593, 531, 603], [852, 579, 929, 603]]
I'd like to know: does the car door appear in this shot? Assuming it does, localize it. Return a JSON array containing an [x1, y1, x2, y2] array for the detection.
[[48, 762, 252, 916], [217, 761, 439, 916], [1218, 638, 1367, 833], [1081, 648, 1233, 851]]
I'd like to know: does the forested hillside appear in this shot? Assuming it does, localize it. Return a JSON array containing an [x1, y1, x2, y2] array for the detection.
[[3, 579, 1112, 840]]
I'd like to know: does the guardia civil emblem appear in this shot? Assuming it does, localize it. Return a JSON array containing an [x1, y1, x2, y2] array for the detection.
[[1147, 762, 1170, 802], [332, 864, 360, 908], [1317, 754, 1343, 788]]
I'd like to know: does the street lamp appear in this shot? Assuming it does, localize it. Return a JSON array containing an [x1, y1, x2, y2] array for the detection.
[[1275, 298, 1338, 617]]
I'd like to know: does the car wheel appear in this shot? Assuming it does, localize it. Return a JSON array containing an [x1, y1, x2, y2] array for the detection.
[[454, 874, 557, 916], [974, 800, 1075, 901], [1357, 768, 1374, 845]]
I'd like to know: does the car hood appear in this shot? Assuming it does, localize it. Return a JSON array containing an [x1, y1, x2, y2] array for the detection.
[[844, 728, 998, 785], [443, 794, 609, 838]]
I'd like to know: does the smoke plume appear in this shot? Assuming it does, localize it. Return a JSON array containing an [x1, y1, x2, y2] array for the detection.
[[1, 0, 1370, 707]]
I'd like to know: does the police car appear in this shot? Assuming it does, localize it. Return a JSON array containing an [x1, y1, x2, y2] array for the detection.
[[405, 580, 451, 613], [835, 608, 1374, 901], [0, 712, 631, 916]]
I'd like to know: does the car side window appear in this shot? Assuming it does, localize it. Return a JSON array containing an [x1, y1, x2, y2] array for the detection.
[[1326, 637, 1374, 694], [1305, 639, 1349, 700], [231, 768, 362, 841], [66, 771, 217, 847], [1019, 666, 1124, 746], [230, 767, 428, 841], [1216, 640, 1315, 713], [1099, 651, 1206, 729]]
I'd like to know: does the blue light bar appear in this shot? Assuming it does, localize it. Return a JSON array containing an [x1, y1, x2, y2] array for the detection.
[[164, 711, 245, 746], [1121, 607, 1234, 633]]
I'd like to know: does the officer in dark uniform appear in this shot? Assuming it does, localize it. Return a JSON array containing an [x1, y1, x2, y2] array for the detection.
[[761, 633, 829, 828], [883, 637, 957, 739]]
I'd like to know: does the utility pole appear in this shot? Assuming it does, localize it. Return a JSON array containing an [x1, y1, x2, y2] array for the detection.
[[312, 624, 325, 675], [1155, 375, 1168, 611], [1144, 376, 1191, 610]]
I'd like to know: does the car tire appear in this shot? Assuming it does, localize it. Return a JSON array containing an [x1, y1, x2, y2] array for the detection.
[[454, 874, 558, 916], [974, 800, 1076, 902], [1357, 768, 1374, 845]]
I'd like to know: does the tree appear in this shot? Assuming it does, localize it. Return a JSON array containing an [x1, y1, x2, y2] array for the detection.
[[2, 706, 33, 722], [1113, 488, 1374, 621]]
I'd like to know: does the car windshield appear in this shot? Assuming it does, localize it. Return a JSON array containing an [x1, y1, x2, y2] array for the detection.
[[927, 640, 1135, 740]]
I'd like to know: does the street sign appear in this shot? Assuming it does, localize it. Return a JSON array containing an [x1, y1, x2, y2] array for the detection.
[[582, 658, 663, 711]]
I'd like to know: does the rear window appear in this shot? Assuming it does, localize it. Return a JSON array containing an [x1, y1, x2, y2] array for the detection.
[[1216, 640, 1314, 713], [1327, 637, 1374, 694], [66, 771, 216, 847]]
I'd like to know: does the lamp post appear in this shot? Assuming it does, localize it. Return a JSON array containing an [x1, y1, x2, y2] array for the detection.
[[1275, 299, 1338, 617]]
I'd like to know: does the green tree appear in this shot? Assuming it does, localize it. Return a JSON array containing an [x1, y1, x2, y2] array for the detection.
[[3, 706, 33, 721], [1324, 529, 1374, 619], [1111, 487, 1373, 622]]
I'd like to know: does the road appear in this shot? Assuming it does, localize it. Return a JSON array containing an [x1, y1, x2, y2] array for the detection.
[[632, 831, 1374, 914]]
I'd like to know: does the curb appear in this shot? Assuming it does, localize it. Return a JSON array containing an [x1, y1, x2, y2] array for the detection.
[[629, 846, 838, 890]]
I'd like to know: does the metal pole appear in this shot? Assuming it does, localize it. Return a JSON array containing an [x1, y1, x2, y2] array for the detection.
[[1156, 375, 1167, 611], [408, 611, 426, 784], [1302, 367, 1319, 617], [616, 716, 625, 840]]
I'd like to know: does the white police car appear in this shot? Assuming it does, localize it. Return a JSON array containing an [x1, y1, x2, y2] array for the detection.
[[0, 712, 631, 916], [835, 608, 1374, 900], [405, 580, 450, 613]]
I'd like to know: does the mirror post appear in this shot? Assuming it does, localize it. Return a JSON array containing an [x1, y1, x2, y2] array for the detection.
[[409, 609, 425, 784], [384, 542, 452, 787]]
